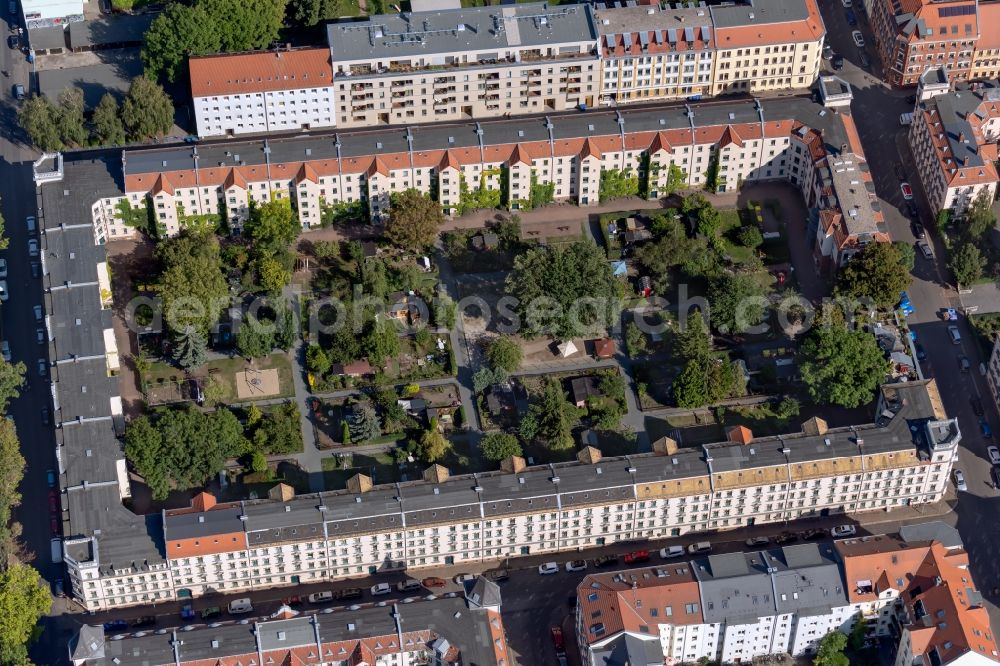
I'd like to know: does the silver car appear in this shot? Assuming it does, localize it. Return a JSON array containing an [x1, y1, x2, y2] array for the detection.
[[953, 469, 967, 492]]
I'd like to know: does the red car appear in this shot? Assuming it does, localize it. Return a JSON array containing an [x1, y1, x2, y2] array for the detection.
[[900, 183, 914, 200], [623, 550, 651, 564], [48, 493, 59, 513], [50, 516, 60, 534], [551, 627, 566, 653]]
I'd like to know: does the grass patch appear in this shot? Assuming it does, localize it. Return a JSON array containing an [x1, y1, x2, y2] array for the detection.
[[143, 352, 295, 404]]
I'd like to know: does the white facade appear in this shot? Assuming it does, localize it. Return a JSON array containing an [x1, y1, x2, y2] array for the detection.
[[22, 0, 84, 27], [193, 86, 337, 137]]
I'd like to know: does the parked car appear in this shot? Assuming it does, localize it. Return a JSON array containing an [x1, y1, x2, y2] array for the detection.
[[335, 588, 363, 600], [830, 525, 857, 538], [954, 469, 968, 491], [914, 343, 926, 361], [660, 545, 686, 559], [46, 469, 56, 487], [993, 466, 1000, 489], [30, 262, 39, 279], [822, 44, 834, 60], [832, 54, 844, 70], [775, 531, 799, 545], [200, 607, 221, 620], [948, 325, 961, 344], [593, 554, 619, 568], [858, 49, 870, 67], [48, 492, 58, 513], [972, 397, 985, 416], [484, 569, 509, 583], [307, 591, 333, 603], [551, 627, 566, 654], [846, 9, 857, 24], [980, 418, 992, 438], [688, 542, 712, 554], [988, 446, 1000, 465], [25, 216, 35, 234], [422, 577, 447, 588], [50, 515, 59, 534], [370, 583, 392, 596], [918, 241, 934, 260], [397, 580, 422, 592], [852, 30, 865, 47], [901, 182, 914, 200], [745, 536, 770, 547], [41, 407, 49, 425], [1, 342, 9, 363], [6, 35, 16, 49], [180, 605, 196, 620], [800, 529, 825, 540], [453, 573, 476, 584], [37, 358, 47, 377], [33, 304, 42, 321], [912, 222, 925, 239], [103, 620, 128, 632], [907, 202, 920, 219], [623, 550, 651, 564], [565, 559, 588, 572], [0, 280, 8, 302], [841, 0, 851, 6], [27, 238, 38, 257], [36, 328, 45, 345], [959, 356, 971, 372], [538, 562, 560, 575], [13, 84, 24, 100], [132, 616, 156, 628], [282, 595, 303, 606]]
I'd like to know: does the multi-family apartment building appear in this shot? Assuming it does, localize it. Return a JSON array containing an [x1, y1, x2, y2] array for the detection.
[[69, 578, 510, 666], [116, 95, 886, 268], [909, 75, 1000, 217], [575, 522, 998, 666], [189, 0, 826, 137], [984, 335, 1000, 412], [189, 47, 337, 138], [593, 0, 825, 104], [970, 2, 1000, 79], [867, 0, 981, 87]]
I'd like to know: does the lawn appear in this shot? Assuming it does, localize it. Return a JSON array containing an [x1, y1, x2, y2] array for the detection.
[[717, 208, 756, 265], [322, 451, 403, 489], [143, 352, 295, 404]]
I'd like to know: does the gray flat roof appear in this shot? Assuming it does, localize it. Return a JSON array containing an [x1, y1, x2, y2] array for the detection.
[[327, 3, 598, 62], [710, 0, 811, 28]]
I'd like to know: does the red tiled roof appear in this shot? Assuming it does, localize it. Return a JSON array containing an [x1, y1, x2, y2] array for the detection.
[[189, 48, 333, 98]]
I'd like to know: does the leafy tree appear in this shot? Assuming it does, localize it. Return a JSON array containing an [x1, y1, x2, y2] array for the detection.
[[935, 209, 951, 233], [289, 0, 341, 26], [481, 432, 522, 461], [249, 450, 268, 473], [172, 325, 208, 369], [273, 303, 297, 350], [246, 200, 300, 258], [142, 4, 222, 82], [362, 319, 399, 366], [776, 396, 801, 420], [124, 407, 247, 500], [202, 0, 288, 52], [56, 86, 87, 146], [486, 337, 522, 373], [525, 377, 574, 450], [676, 314, 712, 361], [255, 256, 290, 294], [681, 237, 723, 279], [661, 163, 686, 197], [814, 631, 850, 666], [17, 95, 62, 151], [252, 402, 302, 454], [950, 241, 986, 286], [0, 211, 7, 251], [837, 242, 911, 309], [0, 361, 24, 415], [385, 189, 445, 251], [92, 93, 126, 146], [0, 564, 51, 662], [0, 419, 25, 565], [122, 76, 174, 141], [799, 325, 888, 408], [967, 189, 997, 239], [245, 404, 263, 427], [625, 320, 649, 356], [359, 257, 389, 299], [340, 420, 351, 444], [473, 367, 508, 394], [893, 240, 915, 272], [736, 225, 763, 249], [306, 344, 331, 375], [236, 319, 274, 359], [417, 420, 449, 462], [673, 354, 739, 408], [157, 230, 228, 334], [709, 273, 768, 334], [349, 403, 382, 442], [506, 240, 620, 339]]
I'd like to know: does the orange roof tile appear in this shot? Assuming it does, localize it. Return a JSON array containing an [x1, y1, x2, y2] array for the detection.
[[189, 48, 333, 98]]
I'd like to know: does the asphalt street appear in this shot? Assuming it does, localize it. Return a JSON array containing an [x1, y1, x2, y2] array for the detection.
[[817, 0, 1000, 634]]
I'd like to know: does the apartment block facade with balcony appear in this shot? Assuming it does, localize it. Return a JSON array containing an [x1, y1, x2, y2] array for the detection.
[[575, 523, 997, 666], [908, 79, 1000, 217]]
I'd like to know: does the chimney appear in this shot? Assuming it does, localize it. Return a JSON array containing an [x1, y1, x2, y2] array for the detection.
[[422, 464, 450, 483], [841, 143, 849, 154], [191, 492, 217, 512], [801, 416, 829, 436], [577, 446, 603, 465], [501, 456, 527, 474], [346, 473, 373, 494], [268, 483, 295, 502], [958, 132, 965, 142], [964, 155, 969, 166], [652, 436, 679, 456]]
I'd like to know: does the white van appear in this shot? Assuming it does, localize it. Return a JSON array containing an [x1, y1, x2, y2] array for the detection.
[[307, 591, 333, 603], [899, 112, 913, 126], [228, 598, 254, 614], [688, 541, 712, 555], [50, 537, 63, 564]]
